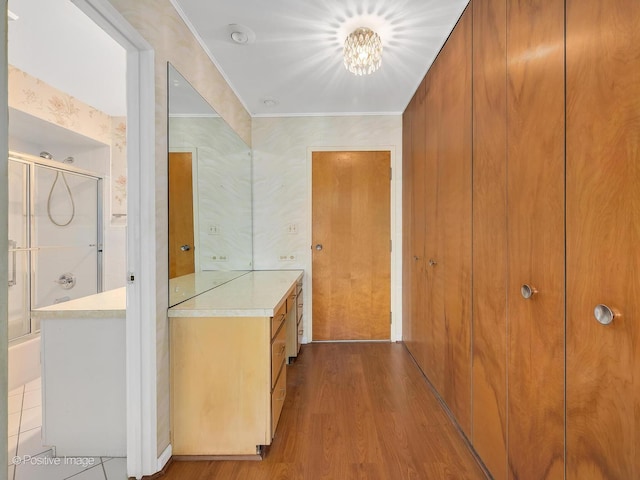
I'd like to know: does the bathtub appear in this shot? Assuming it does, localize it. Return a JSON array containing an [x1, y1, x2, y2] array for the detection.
[[8, 335, 41, 391]]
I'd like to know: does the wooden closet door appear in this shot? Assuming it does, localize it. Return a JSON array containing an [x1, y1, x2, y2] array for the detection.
[[506, 0, 565, 478], [422, 6, 473, 435], [408, 79, 428, 372], [472, 0, 508, 477], [402, 87, 415, 355], [566, 1, 640, 478]]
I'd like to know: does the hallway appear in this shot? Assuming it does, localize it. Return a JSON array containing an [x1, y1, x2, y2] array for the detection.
[[162, 342, 487, 479]]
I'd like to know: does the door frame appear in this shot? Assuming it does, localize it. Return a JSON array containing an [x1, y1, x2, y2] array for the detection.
[[71, 1, 158, 478], [306, 145, 402, 343]]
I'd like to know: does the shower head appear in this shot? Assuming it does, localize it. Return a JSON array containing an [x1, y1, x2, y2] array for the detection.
[[40, 151, 53, 160]]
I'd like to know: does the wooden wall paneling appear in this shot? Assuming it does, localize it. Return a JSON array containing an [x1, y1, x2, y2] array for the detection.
[[471, 0, 508, 477], [566, 1, 640, 478], [402, 90, 414, 354], [435, 5, 473, 437], [408, 79, 428, 372], [506, 0, 565, 478], [422, 70, 444, 394]]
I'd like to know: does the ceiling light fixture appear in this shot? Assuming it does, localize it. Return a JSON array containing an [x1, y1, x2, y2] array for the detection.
[[343, 27, 382, 76]]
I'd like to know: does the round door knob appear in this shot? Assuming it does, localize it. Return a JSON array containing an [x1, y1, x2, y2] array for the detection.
[[315, 244, 323, 251], [594, 304, 615, 325], [180, 244, 191, 251], [521, 284, 536, 299]]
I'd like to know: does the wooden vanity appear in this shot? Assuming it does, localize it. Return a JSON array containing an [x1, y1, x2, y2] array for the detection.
[[168, 270, 303, 458]]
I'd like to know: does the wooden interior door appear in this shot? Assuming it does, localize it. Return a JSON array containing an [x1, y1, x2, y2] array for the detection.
[[169, 152, 195, 279], [409, 80, 428, 368], [433, 6, 473, 436], [506, 0, 565, 478], [312, 151, 391, 341], [566, 1, 640, 478], [471, 0, 508, 477]]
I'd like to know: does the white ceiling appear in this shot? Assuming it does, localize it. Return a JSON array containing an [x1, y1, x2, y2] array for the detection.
[[6, 0, 469, 119], [172, 0, 470, 116], [8, 0, 126, 117]]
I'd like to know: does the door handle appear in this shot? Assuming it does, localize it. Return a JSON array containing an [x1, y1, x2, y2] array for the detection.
[[521, 284, 536, 299], [8, 239, 16, 287], [180, 244, 191, 252], [594, 304, 615, 325]]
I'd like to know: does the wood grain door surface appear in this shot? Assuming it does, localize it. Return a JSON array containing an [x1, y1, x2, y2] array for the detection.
[[471, 0, 509, 477], [506, 0, 566, 478], [311, 151, 391, 341], [566, 1, 640, 478], [169, 152, 195, 279]]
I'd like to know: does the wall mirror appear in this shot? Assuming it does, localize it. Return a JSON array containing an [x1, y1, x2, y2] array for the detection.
[[168, 63, 253, 306]]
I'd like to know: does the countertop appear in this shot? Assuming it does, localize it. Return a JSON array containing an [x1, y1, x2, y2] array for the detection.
[[168, 270, 303, 318], [169, 270, 250, 306], [31, 287, 126, 319]]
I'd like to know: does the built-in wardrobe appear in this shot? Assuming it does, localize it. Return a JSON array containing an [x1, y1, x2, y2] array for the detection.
[[402, 1, 639, 479]]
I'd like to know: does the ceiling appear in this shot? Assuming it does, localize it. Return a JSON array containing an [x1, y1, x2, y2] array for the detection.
[[8, 0, 126, 117], [172, 0, 470, 117], [6, 0, 469, 119]]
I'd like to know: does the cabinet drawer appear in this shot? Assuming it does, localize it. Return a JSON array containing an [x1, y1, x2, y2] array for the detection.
[[271, 323, 286, 389], [271, 364, 286, 438], [271, 303, 286, 337]]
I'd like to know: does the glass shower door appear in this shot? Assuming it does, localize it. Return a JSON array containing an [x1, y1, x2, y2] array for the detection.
[[8, 160, 31, 339], [32, 165, 99, 319]]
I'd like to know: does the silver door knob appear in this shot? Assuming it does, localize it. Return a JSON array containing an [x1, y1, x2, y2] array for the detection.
[[521, 284, 536, 299], [180, 244, 191, 251], [594, 304, 615, 325], [315, 244, 323, 251]]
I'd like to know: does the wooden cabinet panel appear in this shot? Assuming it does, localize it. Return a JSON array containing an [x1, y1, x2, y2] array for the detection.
[[408, 79, 428, 372], [471, 0, 508, 477], [402, 91, 414, 353], [506, 0, 565, 478], [566, 1, 640, 478], [431, 5, 473, 436]]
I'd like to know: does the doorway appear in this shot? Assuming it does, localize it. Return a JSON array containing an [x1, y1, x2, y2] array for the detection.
[[311, 150, 391, 341]]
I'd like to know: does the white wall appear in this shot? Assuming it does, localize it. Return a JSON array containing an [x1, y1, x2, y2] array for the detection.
[[252, 115, 403, 341]]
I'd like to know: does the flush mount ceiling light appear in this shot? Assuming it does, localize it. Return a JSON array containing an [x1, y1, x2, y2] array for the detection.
[[343, 27, 382, 76]]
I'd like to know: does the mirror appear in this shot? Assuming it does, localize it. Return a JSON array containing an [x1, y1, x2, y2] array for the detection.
[[168, 63, 252, 306]]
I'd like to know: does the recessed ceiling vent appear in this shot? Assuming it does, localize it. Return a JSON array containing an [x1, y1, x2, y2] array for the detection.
[[227, 24, 256, 45]]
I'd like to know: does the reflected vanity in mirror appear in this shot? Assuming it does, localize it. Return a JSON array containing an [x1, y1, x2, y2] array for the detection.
[[168, 63, 253, 306]]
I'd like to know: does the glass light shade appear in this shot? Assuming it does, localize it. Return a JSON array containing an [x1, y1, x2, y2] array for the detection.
[[343, 27, 382, 76]]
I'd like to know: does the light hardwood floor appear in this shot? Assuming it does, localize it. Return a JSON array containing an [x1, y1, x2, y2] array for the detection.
[[161, 342, 488, 480]]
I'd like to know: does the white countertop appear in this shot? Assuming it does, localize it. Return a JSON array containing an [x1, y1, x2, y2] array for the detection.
[[168, 270, 303, 318], [169, 270, 250, 306], [32, 287, 126, 319]]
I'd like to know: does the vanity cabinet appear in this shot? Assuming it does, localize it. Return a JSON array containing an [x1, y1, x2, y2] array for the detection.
[[286, 281, 303, 362], [169, 270, 302, 457]]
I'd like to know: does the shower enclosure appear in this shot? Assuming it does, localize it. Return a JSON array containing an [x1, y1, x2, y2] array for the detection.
[[8, 151, 103, 341]]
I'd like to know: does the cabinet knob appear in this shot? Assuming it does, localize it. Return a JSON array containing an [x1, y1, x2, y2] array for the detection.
[[521, 284, 536, 299], [594, 304, 615, 325], [315, 244, 323, 251], [180, 244, 191, 252]]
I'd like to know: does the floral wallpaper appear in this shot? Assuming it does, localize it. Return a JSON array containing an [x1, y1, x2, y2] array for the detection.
[[8, 65, 127, 224]]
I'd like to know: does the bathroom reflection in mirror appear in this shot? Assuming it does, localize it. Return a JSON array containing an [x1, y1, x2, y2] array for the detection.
[[167, 63, 253, 306]]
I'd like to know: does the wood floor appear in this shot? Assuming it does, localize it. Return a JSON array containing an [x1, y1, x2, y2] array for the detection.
[[160, 342, 488, 480]]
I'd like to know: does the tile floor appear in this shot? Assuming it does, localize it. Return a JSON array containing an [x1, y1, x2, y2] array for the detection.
[[8, 378, 128, 480]]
